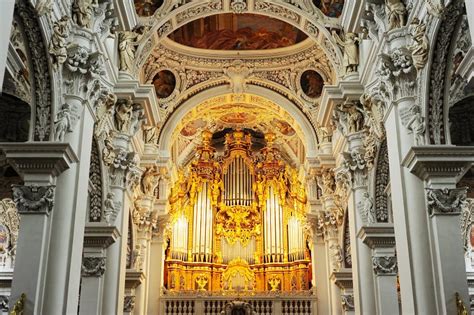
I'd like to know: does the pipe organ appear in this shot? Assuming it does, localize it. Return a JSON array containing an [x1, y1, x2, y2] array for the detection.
[[166, 130, 311, 293]]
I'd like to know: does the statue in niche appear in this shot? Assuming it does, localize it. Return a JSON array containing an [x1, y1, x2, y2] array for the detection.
[[114, 99, 133, 133], [385, 0, 407, 30], [72, 0, 97, 28], [332, 31, 360, 74], [54, 103, 73, 141], [118, 25, 147, 73], [408, 18, 429, 71], [141, 166, 161, 196], [49, 16, 70, 66]]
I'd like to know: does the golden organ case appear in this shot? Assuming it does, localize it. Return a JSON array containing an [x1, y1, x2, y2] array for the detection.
[[166, 130, 311, 294]]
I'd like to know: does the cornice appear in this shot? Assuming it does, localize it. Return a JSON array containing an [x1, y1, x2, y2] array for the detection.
[[330, 269, 353, 289], [84, 224, 121, 248], [125, 269, 145, 289], [161, 37, 316, 60], [402, 146, 474, 184], [0, 142, 79, 182], [358, 224, 396, 249]]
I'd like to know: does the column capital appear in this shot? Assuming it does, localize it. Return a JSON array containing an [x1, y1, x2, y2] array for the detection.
[[0, 142, 78, 184], [123, 295, 136, 313], [403, 146, 474, 186], [81, 257, 106, 277], [358, 224, 396, 249], [12, 185, 55, 215], [341, 294, 355, 312]]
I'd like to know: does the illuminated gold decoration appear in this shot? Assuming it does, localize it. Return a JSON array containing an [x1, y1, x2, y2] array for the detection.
[[216, 205, 260, 245], [221, 258, 255, 291], [268, 276, 281, 292], [165, 129, 310, 293], [195, 274, 209, 291]]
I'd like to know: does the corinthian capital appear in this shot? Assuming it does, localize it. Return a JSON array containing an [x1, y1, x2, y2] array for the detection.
[[378, 48, 417, 101]]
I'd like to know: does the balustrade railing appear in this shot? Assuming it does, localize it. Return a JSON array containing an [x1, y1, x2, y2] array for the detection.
[[160, 293, 316, 315]]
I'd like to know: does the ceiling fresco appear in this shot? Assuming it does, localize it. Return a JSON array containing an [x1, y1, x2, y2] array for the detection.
[[168, 13, 308, 50], [170, 94, 305, 165], [313, 0, 345, 18], [134, 0, 163, 17]]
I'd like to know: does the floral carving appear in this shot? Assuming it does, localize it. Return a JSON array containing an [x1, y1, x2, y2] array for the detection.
[[89, 140, 103, 222], [123, 295, 136, 312]]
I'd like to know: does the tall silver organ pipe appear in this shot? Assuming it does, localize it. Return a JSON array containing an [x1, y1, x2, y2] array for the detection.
[[264, 185, 284, 263], [192, 181, 213, 262], [171, 215, 188, 261], [223, 156, 253, 206]]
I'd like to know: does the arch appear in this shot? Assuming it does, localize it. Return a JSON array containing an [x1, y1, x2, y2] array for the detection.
[[426, 0, 467, 144], [157, 84, 319, 160], [137, 1, 343, 74]]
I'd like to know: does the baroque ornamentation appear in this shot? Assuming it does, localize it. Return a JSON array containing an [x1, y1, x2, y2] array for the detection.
[[81, 257, 106, 277], [427, 0, 465, 144], [0, 199, 20, 266], [16, 0, 52, 141], [123, 295, 136, 312], [460, 199, 474, 251], [72, 0, 97, 28], [341, 294, 355, 311], [426, 188, 467, 216], [12, 185, 55, 214], [104, 192, 117, 223], [89, 140, 103, 222], [374, 141, 390, 222], [386, 0, 407, 30], [372, 255, 398, 275], [408, 18, 429, 71], [114, 99, 146, 136], [230, 0, 247, 14], [141, 166, 162, 196], [333, 101, 365, 135], [329, 244, 343, 271], [53, 104, 73, 142], [49, 16, 70, 66]]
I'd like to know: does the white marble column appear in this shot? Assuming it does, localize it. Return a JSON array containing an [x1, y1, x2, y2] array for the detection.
[[148, 231, 167, 314], [342, 131, 376, 314], [2, 143, 78, 314], [79, 225, 119, 315], [403, 146, 474, 313], [41, 97, 95, 315], [331, 270, 355, 315], [359, 224, 399, 315]]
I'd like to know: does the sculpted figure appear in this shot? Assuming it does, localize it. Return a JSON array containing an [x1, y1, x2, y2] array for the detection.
[[141, 166, 160, 196], [210, 173, 224, 207], [54, 103, 73, 141], [104, 192, 116, 223], [386, 0, 407, 30], [143, 124, 160, 144], [114, 99, 133, 132], [360, 192, 376, 224], [118, 26, 146, 72], [408, 18, 429, 71], [72, 0, 97, 28], [130, 104, 146, 136], [49, 16, 70, 65], [332, 31, 360, 73], [407, 105, 425, 145], [102, 136, 116, 166]]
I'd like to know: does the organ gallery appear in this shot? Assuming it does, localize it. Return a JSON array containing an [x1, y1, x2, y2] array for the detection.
[[165, 130, 311, 293]]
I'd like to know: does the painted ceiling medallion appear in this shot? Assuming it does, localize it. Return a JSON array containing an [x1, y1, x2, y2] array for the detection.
[[134, 0, 163, 16], [168, 13, 308, 50]]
